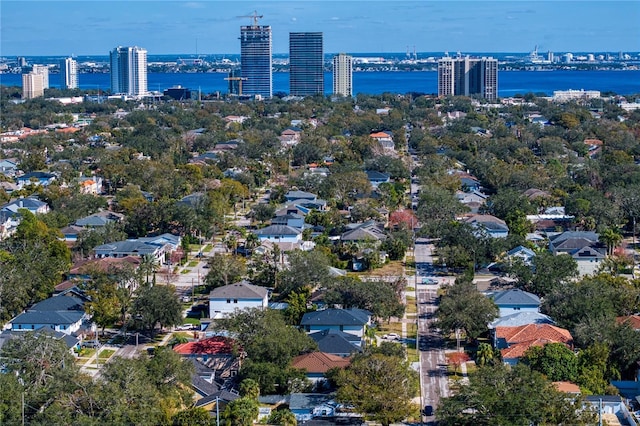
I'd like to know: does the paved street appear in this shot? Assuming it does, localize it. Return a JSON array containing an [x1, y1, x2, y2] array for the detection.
[[415, 241, 450, 422]]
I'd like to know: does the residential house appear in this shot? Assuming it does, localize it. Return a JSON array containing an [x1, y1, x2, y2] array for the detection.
[[270, 213, 305, 229], [75, 210, 125, 227], [213, 140, 240, 153], [584, 139, 603, 158], [189, 151, 218, 164], [0, 158, 19, 177], [584, 396, 636, 426], [494, 324, 573, 365], [553, 381, 581, 395], [1, 197, 50, 215], [78, 176, 103, 194], [224, 115, 248, 125], [300, 308, 371, 343], [285, 190, 318, 202], [0, 181, 18, 194], [523, 188, 552, 202], [279, 127, 302, 147], [66, 256, 142, 289], [487, 288, 541, 317], [60, 224, 85, 242], [10, 295, 89, 335], [489, 311, 555, 329], [180, 348, 241, 411], [0, 327, 80, 355], [289, 393, 337, 423], [93, 233, 180, 261], [340, 221, 387, 245], [208, 280, 269, 319], [287, 198, 327, 212], [456, 190, 488, 213], [369, 131, 394, 151], [365, 170, 391, 188], [253, 224, 302, 244], [464, 214, 509, 238], [616, 315, 640, 331], [16, 171, 56, 189], [0, 211, 13, 240], [505, 245, 536, 266], [291, 352, 351, 388], [308, 329, 361, 357], [173, 336, 237, 361], [548, 231, 605, 276]]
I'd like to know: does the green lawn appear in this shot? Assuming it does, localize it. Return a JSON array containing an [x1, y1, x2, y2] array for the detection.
[[180, 269, 190, 274], [76, 348, 95, 358], [98, 349, 115, 360], [187, 260, 199, 267], [202, 244, 212, 252], [406, 296, 417, 314]]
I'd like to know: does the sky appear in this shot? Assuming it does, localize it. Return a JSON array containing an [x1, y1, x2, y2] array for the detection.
[[1, 0, 639, 56]]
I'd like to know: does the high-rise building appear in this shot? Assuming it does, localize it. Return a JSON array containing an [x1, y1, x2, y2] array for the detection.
[[31, 64, 49, 89], [240, 24, 272, 99], [332, 53, 353, 97], [289, 32, 324, 96], [22, 72, 45, 99], [110, 46, 148, 96], [60, 57, 78, 89], [437, 56, 497, 101]]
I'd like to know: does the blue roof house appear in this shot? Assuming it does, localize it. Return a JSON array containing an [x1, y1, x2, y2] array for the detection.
[[10, 295, 88, 335]]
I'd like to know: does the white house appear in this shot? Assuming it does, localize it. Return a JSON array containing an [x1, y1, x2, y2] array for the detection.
[[486, 289, 541, 318], [10, 295, 88, 335], [208, 280, 269, 319], [253, 224, 302, 244]]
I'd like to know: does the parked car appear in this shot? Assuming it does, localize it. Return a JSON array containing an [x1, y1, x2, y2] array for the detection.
[[383, 333, 400, 340], [81, 341, 101, 348], [423, 405, 434, 416]]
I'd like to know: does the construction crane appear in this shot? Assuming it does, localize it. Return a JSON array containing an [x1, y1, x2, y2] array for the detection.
[[237, 10, 263, 27], [224, 75, 248, 96]]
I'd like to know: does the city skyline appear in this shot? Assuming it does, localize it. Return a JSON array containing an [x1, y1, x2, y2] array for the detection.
[[1, 1, 638, 56]]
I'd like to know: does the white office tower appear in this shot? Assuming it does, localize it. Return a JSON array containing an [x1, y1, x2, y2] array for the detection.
[[61, 57, 78, 89], [332, 53, 353, 97], [22, 72, 45, 99], [110, 46, 148, 96], [31, 64, 49, 89]]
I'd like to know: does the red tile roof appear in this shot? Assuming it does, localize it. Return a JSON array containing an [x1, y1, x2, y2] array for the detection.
[[173, 336, 237, 356], [496, 324, 573, 359], [616, 315, 640, 330], [369, 131, 392, 139], [553, 381, 581, 394], [291, 351, 351, 374], [69, 256, 141, 275]]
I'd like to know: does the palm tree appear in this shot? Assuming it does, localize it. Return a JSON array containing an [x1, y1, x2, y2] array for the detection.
[[476, 342, 495, 367], [600, 227, 623, 256], [139, 254, 159, 285]]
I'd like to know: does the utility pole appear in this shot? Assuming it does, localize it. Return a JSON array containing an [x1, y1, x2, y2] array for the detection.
[[216, 396, 220, 426]]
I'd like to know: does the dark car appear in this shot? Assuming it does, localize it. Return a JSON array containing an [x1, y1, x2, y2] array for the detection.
[[423, 405, 434, 416]]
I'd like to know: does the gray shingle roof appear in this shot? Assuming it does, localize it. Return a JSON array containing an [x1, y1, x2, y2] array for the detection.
[[254, 225, 302, 236], [285, 190, 317, 200], [365, 170, 391, 181], [209, 281, 269, 300], [301, 308, 371, 327], [309, 329, 361, 355], [289, 393, 334, 411], [489, 289, 540, 306], [489, 312, 555, 329], [32, 295, 85, 311]]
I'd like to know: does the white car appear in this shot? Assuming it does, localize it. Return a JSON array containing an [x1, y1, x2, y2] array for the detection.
[[383, 333, 401, 340]]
